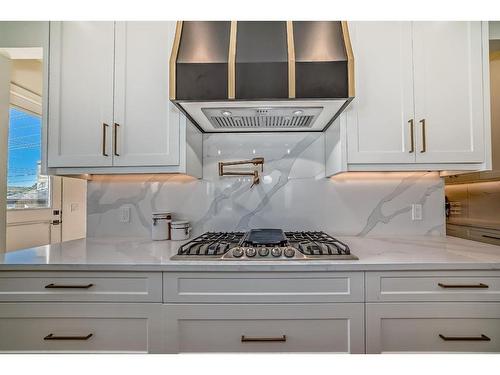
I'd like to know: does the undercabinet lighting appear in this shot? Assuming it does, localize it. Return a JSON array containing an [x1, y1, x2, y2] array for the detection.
[[89, 174, 197, 183], [330, 171, 439, 181]]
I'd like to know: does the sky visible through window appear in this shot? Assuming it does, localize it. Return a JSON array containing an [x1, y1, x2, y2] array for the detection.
[[8, 107, 41, 187], [7, 107, 49, 209]]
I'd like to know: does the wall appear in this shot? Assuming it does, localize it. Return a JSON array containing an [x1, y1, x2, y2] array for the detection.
[[88, 132, 445, 238]]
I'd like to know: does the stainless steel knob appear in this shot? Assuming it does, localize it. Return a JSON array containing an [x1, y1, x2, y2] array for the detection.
[[271, 247, 282, 257], [232, 247, 244, 258], [284, 247, 296, 258], [258, 247, 270, 257], [246, 247, 257, 257]]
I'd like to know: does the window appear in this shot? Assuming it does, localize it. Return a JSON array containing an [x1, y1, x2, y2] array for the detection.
[[7, 106, 50, 209]]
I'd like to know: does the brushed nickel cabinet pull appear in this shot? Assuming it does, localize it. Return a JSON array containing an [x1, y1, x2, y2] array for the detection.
[[482, 234, 500, 241], [241, 335, 287, 343], [113, 123, 120, 156], [419, 119, 426, 153], [44, 333, 93, 341], [438, 282, 488, 289], [45, 283, 94, 289], [439, 334, 490, 342], [102, 123, 109, 156], [408, 119, 415, 153]]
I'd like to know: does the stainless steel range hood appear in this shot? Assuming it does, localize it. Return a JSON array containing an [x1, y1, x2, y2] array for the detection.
[[169, 21, 354, 133]]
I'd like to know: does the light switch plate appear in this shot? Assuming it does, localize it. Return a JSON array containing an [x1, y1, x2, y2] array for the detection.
[[412, 203, 423, 221], [120, 206, 131, 223]]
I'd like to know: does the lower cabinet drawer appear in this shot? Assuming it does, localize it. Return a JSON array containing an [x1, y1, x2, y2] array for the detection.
[[164, 272, 364, 303], [164, 303, 364, 353], [468, 228, 500, 246], [366, 271, 500, 302], [366, 302, 500, 353], [446, 224, 469, 239], [0, 272, 162, 302], [0, 303, 162, 353]]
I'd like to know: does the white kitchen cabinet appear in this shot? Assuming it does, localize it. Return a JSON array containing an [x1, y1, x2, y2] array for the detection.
[[328, 21, 491, 176], [413, 22, 485, 163], [113, 22, 179, 167], [366, 302, 500, 353], [164, 303, 365, 353], [47, 21, 201, 176], [0, 303, 162, 353], [48, 22, 115, 167], [346, 22, 415, 164]]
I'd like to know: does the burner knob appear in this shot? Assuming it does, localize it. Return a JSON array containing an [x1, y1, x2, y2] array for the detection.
[[258, 247, 270, 257], [245, 247, 257, 257], [284, 247, 296, 258], [232, 247, 244, 258], [271, 247, 282, 257]]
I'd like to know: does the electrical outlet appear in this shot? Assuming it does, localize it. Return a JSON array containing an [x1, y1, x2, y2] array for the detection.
[[411, 203, 423, 221], [120, 206, 131, 223]]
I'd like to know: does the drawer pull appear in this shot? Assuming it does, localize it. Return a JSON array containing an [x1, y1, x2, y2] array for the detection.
[[45, 283, 94, 289], [241, 335, 287, 343], [44, 333, 93, 341], [482, 235, 500, 241], [439, 334, 491, 342], [438, 283, 489, 289]]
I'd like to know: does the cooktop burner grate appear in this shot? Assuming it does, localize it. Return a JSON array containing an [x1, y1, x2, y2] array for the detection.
[[175, 230, 353, 259], [177, 232, 245, 256], [285, 231, 351, 256]]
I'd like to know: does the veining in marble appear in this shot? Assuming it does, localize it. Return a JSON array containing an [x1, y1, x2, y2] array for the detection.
[[87, 133, 445, 238]]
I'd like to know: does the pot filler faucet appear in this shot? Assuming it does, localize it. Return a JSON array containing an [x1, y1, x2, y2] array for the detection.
[[218, 157, 264, 187]]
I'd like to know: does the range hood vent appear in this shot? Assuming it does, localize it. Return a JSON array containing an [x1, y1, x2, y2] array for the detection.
[[202, 107, 322, 129], [170, 21, 354, 133]]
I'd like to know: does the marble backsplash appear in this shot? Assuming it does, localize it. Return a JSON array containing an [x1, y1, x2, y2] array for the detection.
[[87, 133, 445, 238]]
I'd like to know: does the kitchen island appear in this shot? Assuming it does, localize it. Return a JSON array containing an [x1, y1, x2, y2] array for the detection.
[[1, 235, 500, 354]]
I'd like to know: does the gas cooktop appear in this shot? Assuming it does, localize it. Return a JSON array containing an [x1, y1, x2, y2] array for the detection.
[[171, 229, 358, 261]]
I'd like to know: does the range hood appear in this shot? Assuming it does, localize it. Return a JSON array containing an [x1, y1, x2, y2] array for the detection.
[[169, 21, 354, 133]]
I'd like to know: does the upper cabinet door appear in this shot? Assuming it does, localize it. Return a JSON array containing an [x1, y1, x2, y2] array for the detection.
[[346, 22, 415, 164], [413, 22, 485, 163], [48, 22, 114, 167], [112, 22, 180, 167]]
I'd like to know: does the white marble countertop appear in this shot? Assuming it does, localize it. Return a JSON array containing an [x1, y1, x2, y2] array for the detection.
[[2, 235, 500, 272]]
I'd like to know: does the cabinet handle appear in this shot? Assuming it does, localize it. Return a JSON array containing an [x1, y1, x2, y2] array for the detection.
[[439, 334, 490, 342], [408, 119, 415, 153], [44, 333, 93, 341], [419, 119, 426, 153], [438, 282, 488, 289], [102, 123, 109, 156], [482, 235, 500, 241], [113, 123, 120, 157], [45, 283, 94, 289], [241, 335, 287, 343]]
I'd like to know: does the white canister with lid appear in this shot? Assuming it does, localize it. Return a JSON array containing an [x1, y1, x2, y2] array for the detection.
[[151, 212, 172, 241], [170, 220, 191, 241]]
